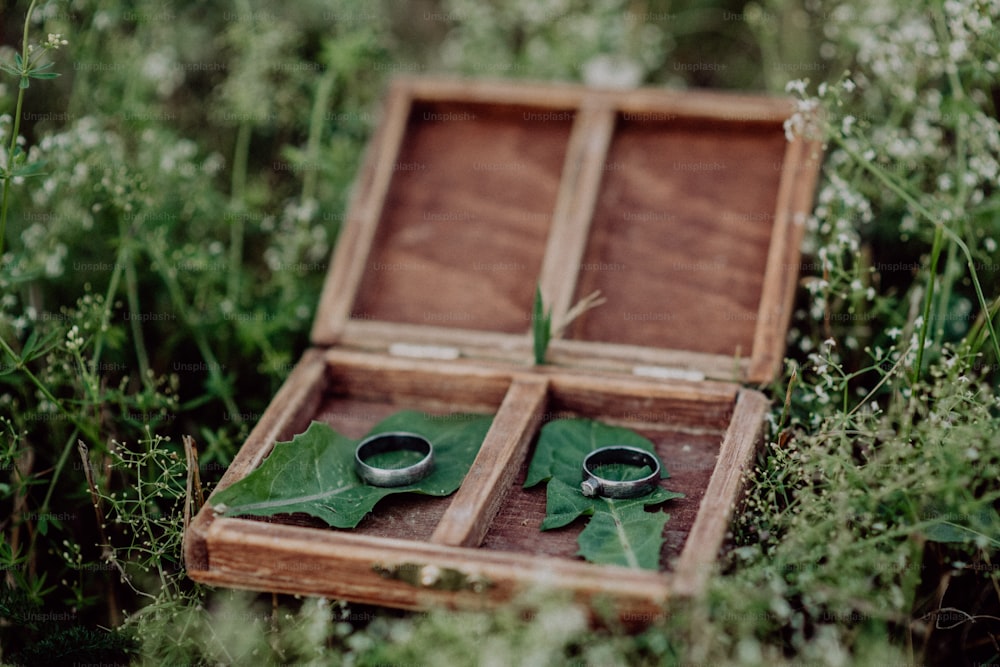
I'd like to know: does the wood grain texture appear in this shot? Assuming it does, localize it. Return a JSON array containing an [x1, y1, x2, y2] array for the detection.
[[671, 388, 769, 597], [431, 376, 549, 547], [537, 103, 616, 332], [350, 100, 571, 334], [547, 337, 749, 382], [312, 83, 412, 345], [748, 131, 823, 383], [395, 75, 796, 123], [566, 115, 789, 360], [322, 347, 513, 408], [194, 516, 673, 618], [340, 319, 532, 363]]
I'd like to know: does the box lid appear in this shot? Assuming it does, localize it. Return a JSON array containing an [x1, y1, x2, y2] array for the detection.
[[311, 76, 821, 384]]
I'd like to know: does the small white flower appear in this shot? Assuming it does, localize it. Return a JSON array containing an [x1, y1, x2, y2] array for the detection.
[[66, 325, 83, 352], [785, 79, 808, 95]]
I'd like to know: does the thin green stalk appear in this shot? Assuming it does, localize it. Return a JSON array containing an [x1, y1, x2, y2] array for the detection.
[[0, 0, 40, 259], [928, 2, 971, 351], [931, 239, 958, 344], [123, 243, 153, 387], [226, 120, 252, 307], [962, 294, 1000, 358], [0, 336, 102, 444], [915, 225, 945, 383], [302, 68, 337, 203], [32, 429, 80, 546], [144, 242, 242, 423], [90, 241, 128, 374], [135, 442, 170, 594]]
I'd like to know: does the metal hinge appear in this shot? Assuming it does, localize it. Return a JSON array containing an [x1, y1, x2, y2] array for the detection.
[[632, 365, 706, 382], [389, 343, 461, 360]]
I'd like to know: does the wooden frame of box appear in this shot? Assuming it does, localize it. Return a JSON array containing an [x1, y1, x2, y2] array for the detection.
[[185, 76, 822, 618]]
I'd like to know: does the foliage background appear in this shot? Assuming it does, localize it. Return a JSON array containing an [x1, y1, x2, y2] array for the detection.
[[1, 0, 999, 665]]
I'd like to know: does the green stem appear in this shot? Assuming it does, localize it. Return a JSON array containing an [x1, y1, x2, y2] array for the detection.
[[135, 440, 170, 593], [145, 242, 242, 423], [123, 241, 153, 387], [0, 0, 39, 259], [931, 240, 958, 344], [0, 336, 101, 444], [226, 121, 252, 307], [302, 66, 337, 203], [915, 225, 944, 384], [26, 428, 81, 565], [90, 240, 128, 374]]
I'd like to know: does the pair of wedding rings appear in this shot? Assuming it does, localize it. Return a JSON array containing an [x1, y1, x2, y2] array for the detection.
[[356, 434, 660, 499]]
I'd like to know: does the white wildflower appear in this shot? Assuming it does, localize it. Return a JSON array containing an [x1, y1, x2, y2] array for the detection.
[[66, 325, 83, 352], [785, 79, 808, 95]]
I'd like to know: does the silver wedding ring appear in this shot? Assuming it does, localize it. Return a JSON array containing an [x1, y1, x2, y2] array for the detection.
[[354, 432, 434, 487], [581, 445, 661, 499]]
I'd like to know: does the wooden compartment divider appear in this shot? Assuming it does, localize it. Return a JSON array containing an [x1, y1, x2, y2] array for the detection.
[[537, 103, 615, 325], [431, 376, 549, 548]]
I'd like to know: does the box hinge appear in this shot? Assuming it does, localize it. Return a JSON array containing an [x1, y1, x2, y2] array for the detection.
[[632, 365, 706, 382], [389, 343, 461, 360]]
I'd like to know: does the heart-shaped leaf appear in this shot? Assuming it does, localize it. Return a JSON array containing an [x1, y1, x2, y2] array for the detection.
[[210, 411, 493, 528], [526, 418, 683, 569]]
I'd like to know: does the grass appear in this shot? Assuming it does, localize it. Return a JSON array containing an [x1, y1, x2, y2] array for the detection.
[[1, 0, 999, 665]]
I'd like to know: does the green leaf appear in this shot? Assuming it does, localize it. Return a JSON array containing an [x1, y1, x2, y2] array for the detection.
[[532, 284, 551, 365], [10, 161, 46, 179], [578, 503, 670, 569], [525, 418, 683, 569], [210, 411, 493, 528], [28, 72, 59, 80], [541, 477, 597, 530], [540, 476, 682, 531], [924, 510, 1000, 547], [525, 418, 666, 488]]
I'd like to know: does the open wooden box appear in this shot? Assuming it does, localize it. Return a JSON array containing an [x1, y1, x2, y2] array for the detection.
[[185, 76, 821, 619]]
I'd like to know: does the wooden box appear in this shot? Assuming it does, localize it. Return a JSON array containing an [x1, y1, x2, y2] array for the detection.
[[185, 76, 821, 618]]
